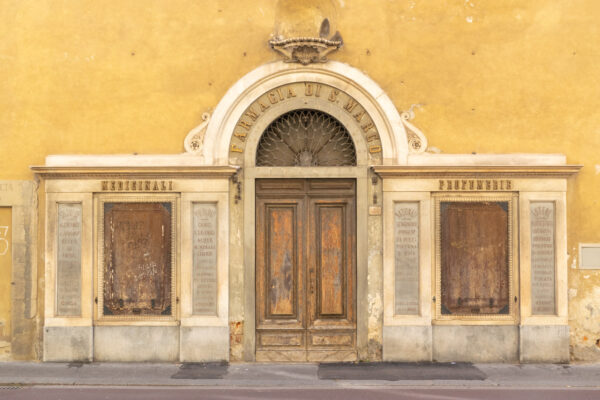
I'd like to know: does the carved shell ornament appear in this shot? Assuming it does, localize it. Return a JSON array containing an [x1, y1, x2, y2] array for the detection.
[[184, 112, 211, 154], [400, 105, 429, 154]]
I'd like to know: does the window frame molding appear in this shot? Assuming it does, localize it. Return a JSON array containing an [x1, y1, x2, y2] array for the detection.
[[94, 193, 179, 325], [433, 192, 520, 325]]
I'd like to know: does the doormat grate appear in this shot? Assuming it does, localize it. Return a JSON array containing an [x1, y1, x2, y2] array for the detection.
[[318, 362, 487, 381], [171, 362, 229, 379], [0, 386, 22, 390]]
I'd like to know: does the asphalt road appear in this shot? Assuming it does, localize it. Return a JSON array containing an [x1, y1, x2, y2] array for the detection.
[[1, 387, 600, 400]]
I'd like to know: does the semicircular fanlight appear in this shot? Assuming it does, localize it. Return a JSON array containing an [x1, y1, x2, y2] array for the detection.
[[256, 109, 357, 167]]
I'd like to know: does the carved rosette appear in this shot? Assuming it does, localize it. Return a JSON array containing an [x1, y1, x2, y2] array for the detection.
[[269, 37, 342, 65], [184, 112, 211, 154]]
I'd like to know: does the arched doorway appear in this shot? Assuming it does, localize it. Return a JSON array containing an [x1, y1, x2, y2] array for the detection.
[[254, 109, 358, 362], [196, 61, 410, 362]]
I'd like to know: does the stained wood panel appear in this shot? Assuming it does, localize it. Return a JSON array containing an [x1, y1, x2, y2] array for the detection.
[[267, 207, 296, 316], [103, 202, 172, 316], [256, 179, 356, 362], [440, 202, 509, 315], [317, 206, 345, 316]]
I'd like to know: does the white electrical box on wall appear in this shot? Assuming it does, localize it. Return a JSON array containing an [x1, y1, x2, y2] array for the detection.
[[579, 244, 600, 269]]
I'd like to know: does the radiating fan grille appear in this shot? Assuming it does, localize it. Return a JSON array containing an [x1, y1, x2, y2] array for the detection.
[[256, 109, 357, 167]]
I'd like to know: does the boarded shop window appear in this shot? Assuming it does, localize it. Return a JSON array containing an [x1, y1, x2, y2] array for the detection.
[[103, 202, 173, 316], [440, 201, 510, 315]]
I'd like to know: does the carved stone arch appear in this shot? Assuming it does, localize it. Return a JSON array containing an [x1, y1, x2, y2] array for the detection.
[[201, 61, 409, 166]]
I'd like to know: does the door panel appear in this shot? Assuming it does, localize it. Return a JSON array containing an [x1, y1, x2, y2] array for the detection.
[[256, 179, 356, 362], [256, 194, 305, 360], [266, 207, 296, 317]]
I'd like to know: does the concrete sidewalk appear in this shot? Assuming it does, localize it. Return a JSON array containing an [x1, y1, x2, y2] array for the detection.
[[0, 362, 599, 388]]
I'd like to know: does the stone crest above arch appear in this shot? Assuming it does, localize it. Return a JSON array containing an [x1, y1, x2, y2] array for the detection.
[[200, 61, 409, 166]]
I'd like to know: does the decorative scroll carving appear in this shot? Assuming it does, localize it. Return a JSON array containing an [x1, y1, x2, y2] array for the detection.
[[530, 202, 556, 315], [256, 109, 356, 167], [400, 106, 428, 154], [184, 112, 211, 154], [56, 203, 82, 316]]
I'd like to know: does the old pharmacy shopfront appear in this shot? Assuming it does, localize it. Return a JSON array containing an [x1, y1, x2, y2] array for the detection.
[[34, 59, 580, 363]]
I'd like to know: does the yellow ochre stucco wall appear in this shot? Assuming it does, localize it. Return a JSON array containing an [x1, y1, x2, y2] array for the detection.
[[1, 0, 599, 360]]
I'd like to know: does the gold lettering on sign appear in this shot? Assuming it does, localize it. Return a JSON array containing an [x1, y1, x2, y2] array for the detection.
[[305, 83, 313, 96], [344, 99, 358, 113], [258, 101, 269, 112], [438, 179, 514, 191], [245, 108, 259, 121], [353, 110, 365, 123], [268, 91, 279, 104], [100, 180, 174, 192], [231, 144, 243, 153], [276, 88, 284, 101], [369, 145, 382, 153], [233, 132, 247, 141], [238, 120, 252, 130], [328, 89, 340, 102], [361, 121, 375, 133]]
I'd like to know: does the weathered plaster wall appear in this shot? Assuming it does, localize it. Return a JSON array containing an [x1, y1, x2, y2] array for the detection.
[[1, 0, 600, 360]]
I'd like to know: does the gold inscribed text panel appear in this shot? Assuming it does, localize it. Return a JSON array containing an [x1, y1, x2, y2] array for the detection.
[[103, 202, 172, 316], [530, 202, 556, 315], [192, 203, 218, 316], [56, 203, 82, 316], [440, 202, 509, 315], [394, 202, 419, 315]]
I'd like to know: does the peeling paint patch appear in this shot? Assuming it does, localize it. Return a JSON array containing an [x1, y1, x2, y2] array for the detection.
[[569, 288, 578, 299], [584, 275, 590, 279], [466, 16, 473, 23], [571, 256, 577, 269], [595, 165, 600, 175]]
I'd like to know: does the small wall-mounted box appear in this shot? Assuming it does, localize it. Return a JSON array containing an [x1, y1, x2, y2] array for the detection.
[[579, 244, 600, 269]]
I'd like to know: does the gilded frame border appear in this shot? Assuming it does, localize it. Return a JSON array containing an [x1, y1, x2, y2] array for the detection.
[[433, 192, 519, 323], [96, 193, 179, 323]]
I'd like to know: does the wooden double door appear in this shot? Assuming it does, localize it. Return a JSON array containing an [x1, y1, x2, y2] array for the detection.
[[256, 179, 357, 362]]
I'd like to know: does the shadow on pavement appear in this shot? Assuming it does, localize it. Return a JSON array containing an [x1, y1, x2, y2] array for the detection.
[[318, 362, 487, 381], [171, 362, 229, 379]]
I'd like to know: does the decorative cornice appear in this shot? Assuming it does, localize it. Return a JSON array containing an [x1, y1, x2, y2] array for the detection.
[[372, 165, 582, 178], [30, 165, 239, 179], [269, 37, 342, 65]]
